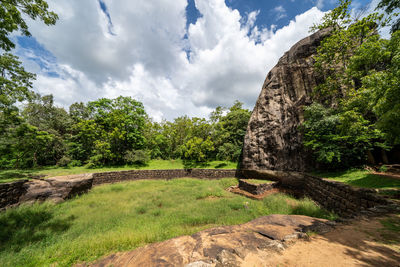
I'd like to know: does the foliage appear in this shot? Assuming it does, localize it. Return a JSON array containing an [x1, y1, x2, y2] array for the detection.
[[0, 0, 58, 51], [377, 0, 400, 32], [0, 53, 35, 110], [182, 137, 215, 162], [303, 103, 386, 168], [304, 0, 400, 169], [57, 156, 71, 167], [124, 150, 150, 165], [0, 178, 335, 266]]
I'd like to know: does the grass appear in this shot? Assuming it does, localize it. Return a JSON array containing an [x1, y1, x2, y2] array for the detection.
[[313, 169, 400, 190], [0, 159, 238, 183], [243, 179, 274, 184], [0, 178, 336, 266], [378, 215, 400, 245]]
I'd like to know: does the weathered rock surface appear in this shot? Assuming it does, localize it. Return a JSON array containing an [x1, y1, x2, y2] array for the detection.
[[19, 174, 93, 204], [85, 214, 333, 267], [241, 28, 331, 172]]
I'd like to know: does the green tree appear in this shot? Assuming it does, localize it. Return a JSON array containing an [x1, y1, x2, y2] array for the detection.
[[0, 53, 35, 111], [68, 96, 147, 166], [212, 101, 251, 162], [0, 0, 58, 51], [182, 136, 215, 163], [377, 0, 400, 32], [304, 0, 399, 168]]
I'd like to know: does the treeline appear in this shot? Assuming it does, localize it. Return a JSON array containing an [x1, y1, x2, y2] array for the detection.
[[302, 0, 400, 169], [0, 94, 250, 169]]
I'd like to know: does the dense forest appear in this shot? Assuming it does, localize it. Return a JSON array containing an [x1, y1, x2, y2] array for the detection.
[[0, 93, 250, 168], [0, 0, 399, 170]]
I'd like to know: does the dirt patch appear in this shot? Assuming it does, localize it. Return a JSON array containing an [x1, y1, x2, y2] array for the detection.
[[227, 185, 301, 200], [256, 214, 400, 267]]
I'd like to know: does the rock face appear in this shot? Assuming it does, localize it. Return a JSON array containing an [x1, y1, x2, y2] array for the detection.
[[86, 214, 333, 267], [19, 174, 93, 204], [241, 28, 331, 172]]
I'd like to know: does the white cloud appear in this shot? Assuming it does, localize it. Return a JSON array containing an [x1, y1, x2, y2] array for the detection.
[[22, 0, 325, 121], [273, 5, 288, 20]]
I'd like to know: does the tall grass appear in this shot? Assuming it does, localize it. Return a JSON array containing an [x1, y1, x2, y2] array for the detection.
[[0, 178, 335, 266]]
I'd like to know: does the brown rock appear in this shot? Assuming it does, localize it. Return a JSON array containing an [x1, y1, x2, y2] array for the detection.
[[241, 28, 331, 172], [85, 214, 332, 267], [19, 174, 93, 204]]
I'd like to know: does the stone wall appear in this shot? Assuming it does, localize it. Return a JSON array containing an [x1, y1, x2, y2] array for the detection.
[[238, 179, 276, 195], [0, 180, 28, 210], [1, 169, 397, 218], [0, 169, 239, 210], [303, 174, 391, 217], [92, 169, 239, 185]]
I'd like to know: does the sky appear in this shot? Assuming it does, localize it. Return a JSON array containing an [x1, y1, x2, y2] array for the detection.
[[14, 0, 376, 121]]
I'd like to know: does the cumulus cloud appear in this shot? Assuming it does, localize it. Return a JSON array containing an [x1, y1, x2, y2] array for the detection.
[[22, 0, 325, 121], [273, 5, 288, 20]]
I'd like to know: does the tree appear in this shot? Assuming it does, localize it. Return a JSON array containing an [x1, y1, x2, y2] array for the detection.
[[0, 53, 35, 110], [377, 0, 400, 32], [68, 96, 148, 166], [212, 101, 251, 162], [0, 0, 58, 51], [181, 137, 215, 163], [304, 0, 400, 168]]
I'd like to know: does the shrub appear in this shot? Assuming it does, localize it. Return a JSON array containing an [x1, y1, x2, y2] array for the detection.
[[68, 160, 82, 167], [57, 156, 71, 167], [124, 150, 150, 165]]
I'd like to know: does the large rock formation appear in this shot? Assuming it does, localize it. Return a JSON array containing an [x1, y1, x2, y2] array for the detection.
[[85, 214, 333, 267], [241, 28, 331, 172]]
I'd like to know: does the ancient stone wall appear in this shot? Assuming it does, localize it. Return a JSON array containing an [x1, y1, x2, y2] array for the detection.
[[92, 169, 239, 185], [1, 169, 396, 218], [303, 174, 391, 217], [0, 180, 28, 210], [238, 179, 275, 195], [0, 169, 239, 210]]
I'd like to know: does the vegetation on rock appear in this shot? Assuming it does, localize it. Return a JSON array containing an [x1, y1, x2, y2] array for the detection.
[[304, 0, 400, 169]]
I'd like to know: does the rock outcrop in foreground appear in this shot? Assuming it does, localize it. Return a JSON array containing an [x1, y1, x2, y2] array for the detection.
[[86, 214, 333, 267], [19, 174, 93, 204], [241, 29, 331, 171]]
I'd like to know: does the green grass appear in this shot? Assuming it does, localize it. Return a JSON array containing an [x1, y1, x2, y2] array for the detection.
[[0, 178, 336, 266], [0, 159, 238, 183], [379, 216, 400, 245], [243, 179, 274, 184], [313, 169, 400, 190]]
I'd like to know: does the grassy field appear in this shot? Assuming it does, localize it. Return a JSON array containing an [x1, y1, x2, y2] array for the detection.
[[313, 169, 400, 190], [0, 178, 336, 266], [0, 160, 238, 183]]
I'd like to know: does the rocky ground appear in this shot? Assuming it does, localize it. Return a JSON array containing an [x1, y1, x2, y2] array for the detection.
[[81, 214, 400, 267]]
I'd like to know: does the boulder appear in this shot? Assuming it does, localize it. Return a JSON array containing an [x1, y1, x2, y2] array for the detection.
[[241, 28, 331, 172], [19, 174, 93, 204]]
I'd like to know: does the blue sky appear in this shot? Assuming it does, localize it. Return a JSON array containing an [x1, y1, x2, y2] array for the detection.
[[16, 0, 376, 121]]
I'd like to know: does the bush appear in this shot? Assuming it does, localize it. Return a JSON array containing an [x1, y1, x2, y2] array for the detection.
[[124, 150, 150, 165], [68, 160, 82, 167], [57, 156, 71, 167], [84, 161, 97, 169]]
